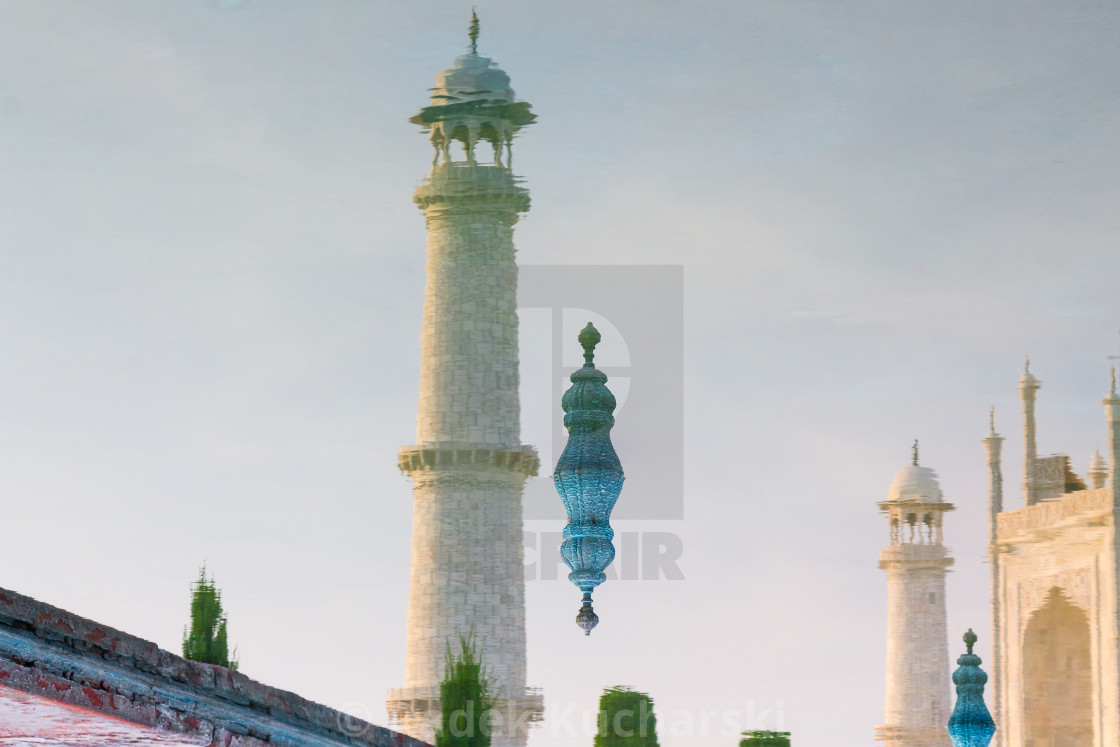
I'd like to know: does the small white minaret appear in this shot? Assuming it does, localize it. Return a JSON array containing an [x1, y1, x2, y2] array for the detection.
[[876, 442, 954, 747], [1107, 368, 1120, 747], [1020, 359, 1042, 507], [983, 408, 1005, 747], [1089, 446, 1109, 490], [1106, 368, 1120, 506]]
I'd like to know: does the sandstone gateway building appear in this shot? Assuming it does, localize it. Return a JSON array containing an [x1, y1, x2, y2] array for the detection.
[[985, 366, 1120, 747]]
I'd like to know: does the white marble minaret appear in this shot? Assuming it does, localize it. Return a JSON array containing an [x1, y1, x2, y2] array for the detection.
[[876, 444, 954, 747], [386, 16, 542, 747]]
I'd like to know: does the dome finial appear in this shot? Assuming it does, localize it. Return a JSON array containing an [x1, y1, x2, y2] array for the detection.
[[1025, 355, 1031, 374], [468, 9, 480, 55], [912, 439, 920, 466], [964, 627, 977, 654], [578, 322, 601, 367]]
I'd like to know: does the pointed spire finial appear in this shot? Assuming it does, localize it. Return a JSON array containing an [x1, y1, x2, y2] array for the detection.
[[1025, 355, 1031, 374], [912, 439, 920, 466], [468, 9, 480, 55], [989, 405, 996, 434], [1111, 366, 1117, 397]]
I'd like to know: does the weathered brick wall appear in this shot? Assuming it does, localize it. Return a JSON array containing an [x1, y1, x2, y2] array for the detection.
[[0, 587, 429, 747]]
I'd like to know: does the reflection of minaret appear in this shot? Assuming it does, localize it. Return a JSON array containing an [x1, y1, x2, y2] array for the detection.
[[386, 15, 542, 747], [876, 443, 954, 747], [1019, 360, 1041, 507], [983, 411, 1004, 747]]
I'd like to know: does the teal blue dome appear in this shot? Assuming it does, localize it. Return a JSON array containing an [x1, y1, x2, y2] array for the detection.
[[947, 629, 996, 747]]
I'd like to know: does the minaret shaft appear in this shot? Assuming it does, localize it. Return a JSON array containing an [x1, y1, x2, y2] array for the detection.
[[879, 550, 954, 745], [983, 429, 1004, 747], [1020, 370, 1041, 507], [416, 204, 521, 447]]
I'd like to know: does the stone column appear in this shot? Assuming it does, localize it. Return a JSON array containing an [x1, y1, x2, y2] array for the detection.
[[879, 546, 955, 747], [983, 418, 1005, 747], [1020, 365, 1041, 507], [1105, 371, 1120, 747]]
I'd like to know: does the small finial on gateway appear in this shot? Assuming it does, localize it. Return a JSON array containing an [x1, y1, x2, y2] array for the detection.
[[912, 439, 920, 466], [468, 9, 480, 55]]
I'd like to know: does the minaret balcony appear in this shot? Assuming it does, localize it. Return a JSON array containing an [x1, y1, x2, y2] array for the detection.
[[398, 443, 539, 477]]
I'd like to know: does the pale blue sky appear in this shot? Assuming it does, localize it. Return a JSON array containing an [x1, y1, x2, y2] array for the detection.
[[2, 2, 1119, 745]]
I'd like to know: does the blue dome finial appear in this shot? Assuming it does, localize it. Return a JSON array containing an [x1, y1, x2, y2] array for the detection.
[[578, 322, 601, 367], [947, 629, 996, 747], [553, 323, 624, 635]]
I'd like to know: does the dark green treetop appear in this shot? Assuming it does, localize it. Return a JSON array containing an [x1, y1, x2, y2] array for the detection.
[[594, 687, 659, 747], [181, 565, 238, 670], [740, 731, 791, 747], [436, 634, 492, 747]]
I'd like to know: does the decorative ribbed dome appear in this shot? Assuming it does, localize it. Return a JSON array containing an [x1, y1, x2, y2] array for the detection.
[[887, 464, 944, 503], [553, 323, 625, 636], [430, 55, 516, 107], [410, 13, 535, 136], [947, 629, 996, 747]]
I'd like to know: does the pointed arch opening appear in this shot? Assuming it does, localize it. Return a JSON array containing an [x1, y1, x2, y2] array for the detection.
[[1022, 587, 1093, 746]]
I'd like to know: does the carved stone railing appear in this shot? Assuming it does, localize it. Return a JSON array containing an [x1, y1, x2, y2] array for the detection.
[[997, 487, 1112, 540]]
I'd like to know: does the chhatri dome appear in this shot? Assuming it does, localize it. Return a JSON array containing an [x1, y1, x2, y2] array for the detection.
[[410, 11, 535, 168], [886, 440, 946, 503]]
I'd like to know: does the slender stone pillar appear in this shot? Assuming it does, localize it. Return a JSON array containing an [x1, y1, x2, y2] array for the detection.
[[387, 18, 542, 747], [1105, 368, 1120, 747], [1020, 362, 1041, 507], [876, 446, 954, 747], [1106, 369, 1120, 507], [983, 413, 1005, 747]]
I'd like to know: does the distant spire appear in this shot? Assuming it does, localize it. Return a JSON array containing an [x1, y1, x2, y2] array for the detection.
[[1107, 328, 1120, 377], [1025, 356, 1031, 374], [1112, 366, 1117, 397], [912, 439, 920, 466], [989, 406, 996, 435], [468, 9, 480, 55]]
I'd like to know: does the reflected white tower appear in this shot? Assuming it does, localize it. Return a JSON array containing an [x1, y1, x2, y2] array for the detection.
[[877, 443, 954, 747], [386, 15, 542, 747]]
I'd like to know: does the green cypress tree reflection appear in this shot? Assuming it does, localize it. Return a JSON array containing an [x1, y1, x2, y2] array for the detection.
[[181, 565, 238, 670]]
